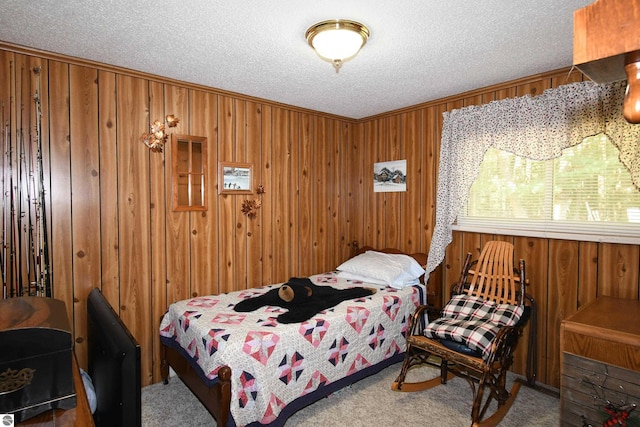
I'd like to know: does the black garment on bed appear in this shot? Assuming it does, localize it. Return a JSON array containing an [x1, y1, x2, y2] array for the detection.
[[233, 277, 376, 324]]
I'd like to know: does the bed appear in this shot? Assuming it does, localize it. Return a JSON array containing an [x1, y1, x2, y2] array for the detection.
[[159, 246, 427, 427]]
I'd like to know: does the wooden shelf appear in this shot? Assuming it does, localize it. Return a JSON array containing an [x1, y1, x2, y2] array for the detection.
[[573, 0, 640, 82]]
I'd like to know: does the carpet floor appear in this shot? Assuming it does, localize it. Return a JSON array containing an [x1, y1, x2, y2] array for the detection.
[[141, 362, 559, 426]]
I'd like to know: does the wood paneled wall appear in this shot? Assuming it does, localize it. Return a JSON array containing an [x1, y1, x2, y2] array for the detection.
[[2, 44, 639, 390], [348, 68, 640, 389], [1, 46, 355, 387]]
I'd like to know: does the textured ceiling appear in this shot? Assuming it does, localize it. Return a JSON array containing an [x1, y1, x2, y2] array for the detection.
[[0, 0, 594, 119]]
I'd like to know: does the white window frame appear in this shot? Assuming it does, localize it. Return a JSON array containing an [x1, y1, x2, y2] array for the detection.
[[454, 138, 640, 245]]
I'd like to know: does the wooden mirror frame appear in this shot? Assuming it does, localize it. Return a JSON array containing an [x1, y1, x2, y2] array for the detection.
[[218, 162, 254, 195]]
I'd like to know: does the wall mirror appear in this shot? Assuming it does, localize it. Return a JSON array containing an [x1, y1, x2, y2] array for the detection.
[[218, 162, 253, 194], [172, 134, 207, 211]]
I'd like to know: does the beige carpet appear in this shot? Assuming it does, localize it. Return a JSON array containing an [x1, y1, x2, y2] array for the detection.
[[141, 362, 559, 426]]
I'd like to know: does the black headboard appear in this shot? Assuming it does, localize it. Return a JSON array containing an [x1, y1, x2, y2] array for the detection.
[[87, 288, 141, 427]]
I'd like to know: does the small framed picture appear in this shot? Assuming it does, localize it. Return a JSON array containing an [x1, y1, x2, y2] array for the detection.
[[374, 160, 407, 192], [219, 162, 254, 194]]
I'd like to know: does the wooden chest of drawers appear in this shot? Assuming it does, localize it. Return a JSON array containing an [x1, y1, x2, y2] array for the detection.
[[560, 296, 640, 426]]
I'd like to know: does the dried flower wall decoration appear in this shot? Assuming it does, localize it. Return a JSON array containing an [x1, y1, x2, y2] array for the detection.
[[241, 184, 265, 218], [241, 198, 261, 218], [140, 114, 180, 152]]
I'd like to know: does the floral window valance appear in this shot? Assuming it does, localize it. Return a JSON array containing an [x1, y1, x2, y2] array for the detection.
[[426, 80, 640, 277]]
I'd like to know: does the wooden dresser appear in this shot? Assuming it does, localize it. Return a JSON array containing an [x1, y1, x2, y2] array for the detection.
[[560, 296, 640, 426]]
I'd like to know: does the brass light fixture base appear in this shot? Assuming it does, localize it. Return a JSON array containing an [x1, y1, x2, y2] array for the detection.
[[306, 19, 370, 72]]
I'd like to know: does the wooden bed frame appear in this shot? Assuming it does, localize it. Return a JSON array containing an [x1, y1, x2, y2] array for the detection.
[[160, 246, 427, 427]]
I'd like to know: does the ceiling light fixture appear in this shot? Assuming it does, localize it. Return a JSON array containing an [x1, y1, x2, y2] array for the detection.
[[306, 19, 370, 73]]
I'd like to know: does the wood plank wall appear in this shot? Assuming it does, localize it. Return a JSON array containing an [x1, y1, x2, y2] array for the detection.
[[2, 44, 639, 390], [0, 46, 354, 387], [349, 68, 640, 389]]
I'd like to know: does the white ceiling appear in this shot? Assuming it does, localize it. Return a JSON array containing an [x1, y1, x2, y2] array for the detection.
[[0, 0, 593, 119]]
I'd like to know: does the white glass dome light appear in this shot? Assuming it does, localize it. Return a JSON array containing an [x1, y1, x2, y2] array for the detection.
[[306, 20, 370, 72]]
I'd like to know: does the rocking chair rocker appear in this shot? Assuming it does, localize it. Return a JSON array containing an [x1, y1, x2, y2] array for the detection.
[[392, 240, 535, 427]]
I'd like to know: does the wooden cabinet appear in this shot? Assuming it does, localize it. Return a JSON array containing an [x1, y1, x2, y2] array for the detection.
[[19, 355, 95, 426], [573, 0, 640, 82], [560, 296, 640, 426]]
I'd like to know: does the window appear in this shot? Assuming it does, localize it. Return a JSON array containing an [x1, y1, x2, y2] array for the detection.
[[172, 134, 207, 211], [455, 134, 640, 243]]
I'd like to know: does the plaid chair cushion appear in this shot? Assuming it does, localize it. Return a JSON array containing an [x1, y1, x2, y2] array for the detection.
[[441, 294, 484, 318], [424, 294, 524, 361]]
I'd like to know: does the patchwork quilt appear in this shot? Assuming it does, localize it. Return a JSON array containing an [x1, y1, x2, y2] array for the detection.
[[160, 271, 424, 427]]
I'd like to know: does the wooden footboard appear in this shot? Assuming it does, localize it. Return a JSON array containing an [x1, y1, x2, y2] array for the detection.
[[161, 343, 231, 427]]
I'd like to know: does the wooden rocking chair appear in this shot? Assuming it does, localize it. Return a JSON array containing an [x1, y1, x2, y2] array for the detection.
[[392, 240, 535, 427]]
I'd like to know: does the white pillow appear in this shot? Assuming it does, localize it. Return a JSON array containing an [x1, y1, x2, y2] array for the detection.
[[337, 271, 420, 289], [337, 271, 388, 286], [336, 251, 425, 288]]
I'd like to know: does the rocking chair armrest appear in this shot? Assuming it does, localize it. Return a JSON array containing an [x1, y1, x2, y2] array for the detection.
[[425, 304, 443, 321], [485, 324, 520, 366], [408, 304, 433, 336]]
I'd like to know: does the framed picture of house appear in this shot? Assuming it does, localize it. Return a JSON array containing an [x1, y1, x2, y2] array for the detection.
[[219, 161, 253, 194], [373, 160, 407, 192]]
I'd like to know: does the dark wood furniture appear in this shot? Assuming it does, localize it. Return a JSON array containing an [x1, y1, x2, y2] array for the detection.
[[560, 296, 640, 426], [0, 296, 92, 426], [161, 346, 232, 426], [18, 354, 94, 426], [160, 246, 428, 427]]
